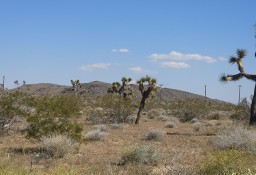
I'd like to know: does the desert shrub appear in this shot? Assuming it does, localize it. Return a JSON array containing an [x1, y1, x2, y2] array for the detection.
[[205, 112, 221, 120], [180, 111, 197, 122], [92, 124, 107, 132], [193, 122, 202, 132], [109, 123, 124, 129], [121, 145, 160, 165], [196, 149, 256, 175], [190, 117, 200, 123], [147, 109, 162, 119], [40, 134, 76, 158], [144, 129, 165, 141], [213, 125, 256, 152], [0, 156, 28, 175], [165, 122, 175, 128], [230, 105, 250, 122], [85, 129, 106, 141], [25, 94, 83, 141], [0, 91, 31, 134], [87, 94, 134, 124], [164, 99, 236, 122], [156, 115, 169, 121]]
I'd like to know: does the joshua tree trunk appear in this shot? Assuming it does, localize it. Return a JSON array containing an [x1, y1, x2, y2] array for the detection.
[[250, 83, 256, 125], [135, 90, 151, 124], [135, 97, 146, 124]]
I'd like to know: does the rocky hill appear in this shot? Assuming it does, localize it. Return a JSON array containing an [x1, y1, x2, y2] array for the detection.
[[12, 81, 219, 102]]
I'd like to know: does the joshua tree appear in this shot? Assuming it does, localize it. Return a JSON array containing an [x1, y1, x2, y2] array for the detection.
[[14, 80, 19, 88], [108, 77, 133, 98], [71, 80, 87, 95], [220, 49, 256, 125], [135, 76, 157, 124]]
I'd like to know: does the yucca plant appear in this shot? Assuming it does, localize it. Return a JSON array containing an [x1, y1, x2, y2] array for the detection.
[[108, 77, 133, 98], [220, 49, 256, 125], [135, 75, 157, 124], [71, 79, 87, 95]]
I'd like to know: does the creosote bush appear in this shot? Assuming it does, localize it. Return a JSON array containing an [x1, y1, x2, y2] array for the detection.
[[121, 145, 160, 165], [0, 91, 31, 134], [87, 94, 134, 124], [40, 134, 76, 158], [26, 94, 83, 141]]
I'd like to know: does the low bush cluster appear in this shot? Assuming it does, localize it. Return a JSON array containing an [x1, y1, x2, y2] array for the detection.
[[213, 125, 256, 153], [40, 134, 76, 158], [121, 145, 160, 165]]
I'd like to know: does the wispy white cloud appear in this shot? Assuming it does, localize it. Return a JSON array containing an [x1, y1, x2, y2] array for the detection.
[[149, 51, 220, 63], [80, 63, 111, 71], [218, 57, 226, 61], [160, 62, 191, 69], [112, 48, 129, 53], [129, 66, 157, 74]]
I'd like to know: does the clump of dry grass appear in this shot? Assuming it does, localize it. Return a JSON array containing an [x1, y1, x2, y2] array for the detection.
[[109, 123, 124, 129], [165, 122, 175, 128], [85, 129, 107, 141], [144, 129, 165, 141], [121, 145, 160, 165], [213, 125, 256, 152], [147, 109, 161, 119], [196, 149, 256, 175], [92, 124, 108, 132], [40, 134, 76, 158], [192, 122, 202, 132]]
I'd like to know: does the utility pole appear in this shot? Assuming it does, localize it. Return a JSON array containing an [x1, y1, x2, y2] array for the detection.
[[238, 85, 242, 105], [204, 85, 207, 98], [1, 76, 4, 90], [159, 84, 163, 101]]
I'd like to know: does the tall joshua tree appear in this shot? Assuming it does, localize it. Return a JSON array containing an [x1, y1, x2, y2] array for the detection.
[[135, 76, 157, 124], [220, 49, 256, 125], [108, 77, 133, 98]]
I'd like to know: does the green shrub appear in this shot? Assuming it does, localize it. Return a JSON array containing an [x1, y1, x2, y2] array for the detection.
[[0, 91, 31, 134], [87, 94, 134, 124], [196, 149, 256, 175], [26, 95, 83, 141], [121, 145, 160, 165]]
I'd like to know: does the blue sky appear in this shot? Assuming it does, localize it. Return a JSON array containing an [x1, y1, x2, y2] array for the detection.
[[0, 0, 255, 103]]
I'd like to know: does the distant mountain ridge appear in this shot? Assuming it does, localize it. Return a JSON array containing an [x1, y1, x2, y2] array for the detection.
[[12, 81, 220, 102]]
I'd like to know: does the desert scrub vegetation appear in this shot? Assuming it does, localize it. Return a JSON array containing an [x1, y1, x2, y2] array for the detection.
[[121, 145, 160, 165], [87, 94, 135, 124], [162, 99, 236, 122], [213, 125, 256, 153], [164, 121, 176, 128], [85, 129, 106, 141], [144, 129, 165, 141], [0, 91, 31, 134], [40, 134, 76, 158], [196, 149, 256, 175], [25, 94, 83, 141]]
